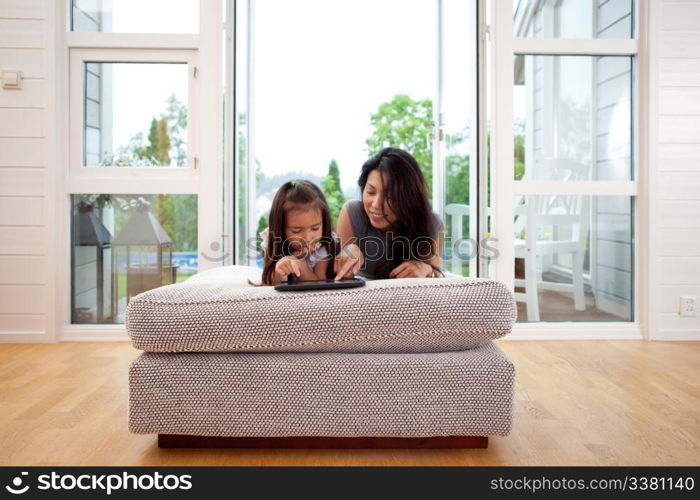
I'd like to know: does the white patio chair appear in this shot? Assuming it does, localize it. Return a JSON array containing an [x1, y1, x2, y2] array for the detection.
[[514, 158, 590, 322]]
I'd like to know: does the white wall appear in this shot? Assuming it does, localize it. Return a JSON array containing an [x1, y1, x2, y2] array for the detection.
[[0, 0, 56, 341], [649, 0, 700, 339]]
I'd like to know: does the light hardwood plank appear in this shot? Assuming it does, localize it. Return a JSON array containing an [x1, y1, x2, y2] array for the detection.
[[0, 341, 699, 465]]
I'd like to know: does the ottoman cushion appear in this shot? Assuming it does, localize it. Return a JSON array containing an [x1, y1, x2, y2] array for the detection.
[[128, 341, 515, 437], [126, 265, 516, 354]]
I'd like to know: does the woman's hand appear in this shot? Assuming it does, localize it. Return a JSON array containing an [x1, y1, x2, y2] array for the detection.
[[334, 243, 363, 280], [275, 255, 303, 280], [389, 260, 433, 279]]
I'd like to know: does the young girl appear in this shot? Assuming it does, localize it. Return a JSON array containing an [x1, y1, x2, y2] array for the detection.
[[258, 180, 339, 285]]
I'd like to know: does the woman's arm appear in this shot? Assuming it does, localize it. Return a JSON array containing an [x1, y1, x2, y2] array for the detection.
[[427, 230, 444, 276], [389, 230, 445, 278], [335, 204, 356, 249]]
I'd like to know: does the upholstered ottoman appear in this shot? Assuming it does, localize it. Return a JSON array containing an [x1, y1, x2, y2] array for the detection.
[[126, 265, 517, 448]]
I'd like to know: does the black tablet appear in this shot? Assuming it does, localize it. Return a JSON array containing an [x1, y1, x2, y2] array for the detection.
[[274, 276, 366, 292]]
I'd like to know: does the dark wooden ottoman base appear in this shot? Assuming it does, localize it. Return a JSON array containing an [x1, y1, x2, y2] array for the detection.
[[158, 434, 488, 449]]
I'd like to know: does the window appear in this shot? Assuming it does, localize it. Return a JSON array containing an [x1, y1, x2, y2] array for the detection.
[[79, 62, 190, 168], [70, 193, 197, 324], [514, 0, 634, 39], [71, 0, 200, 33], [488, 0, 640, 324], [62, 1, 222, 332]]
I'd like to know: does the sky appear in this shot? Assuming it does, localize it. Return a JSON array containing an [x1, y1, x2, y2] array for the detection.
[[253, 0, 478, 195], [89, 0, 524, 196]]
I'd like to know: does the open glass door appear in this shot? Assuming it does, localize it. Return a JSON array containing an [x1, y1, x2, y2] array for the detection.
[[434, 0, 480, 277], [234, 0, 483, 275]]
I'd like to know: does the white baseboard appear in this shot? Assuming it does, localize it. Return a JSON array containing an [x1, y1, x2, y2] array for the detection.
[[0, 331, 55, 343], [653, 329, 700, 341], [505, 322, 644, 340], [60, 326, 129, 342]]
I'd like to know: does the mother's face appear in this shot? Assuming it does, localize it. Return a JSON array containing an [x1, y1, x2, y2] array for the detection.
[[362, 169, 397, 231]]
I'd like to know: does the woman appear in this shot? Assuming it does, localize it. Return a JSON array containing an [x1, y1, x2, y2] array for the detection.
[[334, 147, 444, 280]]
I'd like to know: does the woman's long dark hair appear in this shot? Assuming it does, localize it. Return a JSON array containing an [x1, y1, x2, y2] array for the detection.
[[258, 180, 338, 286], [358, 147, 439, 278]]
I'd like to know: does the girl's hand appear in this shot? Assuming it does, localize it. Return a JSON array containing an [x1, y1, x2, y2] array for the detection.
[[275, 256, 302, 279], [334, 243, 363, 280], [389, 260, 433, 279]]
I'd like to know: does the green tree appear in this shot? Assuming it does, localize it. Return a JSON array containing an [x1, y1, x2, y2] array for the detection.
[[514, 119, 525, 181], [322, 159, 345, 225], [256, 213, 268, 254], [164, 94, 187, 166], [365, 94, 434, 193], [118, 94, 186, 167], [155, 118, 171, 166]]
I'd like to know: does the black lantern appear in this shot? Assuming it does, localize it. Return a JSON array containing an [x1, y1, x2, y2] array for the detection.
[[112, 198, 178, 310], [71, 201, 114, 323]]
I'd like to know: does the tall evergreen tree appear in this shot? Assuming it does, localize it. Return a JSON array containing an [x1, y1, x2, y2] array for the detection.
[[322, 159, 346, 226]]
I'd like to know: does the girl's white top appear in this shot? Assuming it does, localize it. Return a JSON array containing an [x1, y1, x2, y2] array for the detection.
[[259, 227, 335, 271]]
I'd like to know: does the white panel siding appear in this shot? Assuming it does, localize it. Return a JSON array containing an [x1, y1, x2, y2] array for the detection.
[[0, 0, 45, 20], [0, 48, 45, 78], [0, 227, 45, 255], [0, 285, 45, 314], [0, 314, 45, 332], [0, 138, 45, 166], [0, 19, 45, 49], [0, 168, 44, 196], [659, 59, 700, 87], [651, 0, 700, 338], [0, 256, 46, 284], [658, 172, 700, 199], [0, 79, 44, 108], [659, 143, 700, 170], [659, 88, 700, 115], [658, 199, 700, 228], [594, 2, 633, 315], [661, 2, 700, 31], [659, 32, 700, 58], [658, 285, 700, 313], [0, 108, 44, 137], [0, 0, 53, 340], [0, 197, 45, 226]]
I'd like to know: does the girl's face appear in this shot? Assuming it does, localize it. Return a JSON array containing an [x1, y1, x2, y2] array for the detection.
[[284, 205, 323, 256], [362, 169, 396, 231]]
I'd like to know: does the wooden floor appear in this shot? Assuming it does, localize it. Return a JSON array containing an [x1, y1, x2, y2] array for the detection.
[[1, 340, 699, 466]]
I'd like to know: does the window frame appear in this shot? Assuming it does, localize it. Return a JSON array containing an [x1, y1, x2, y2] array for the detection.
[[490, 0, 648, 335], [58, 0, 223, 339], [68, 48, 199, 190]]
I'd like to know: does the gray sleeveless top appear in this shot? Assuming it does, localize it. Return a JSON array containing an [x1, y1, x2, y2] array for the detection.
[[344, 199, 444, 280]]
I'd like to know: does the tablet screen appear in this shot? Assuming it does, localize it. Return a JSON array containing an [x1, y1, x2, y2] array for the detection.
[[274, 277, 366, 292]]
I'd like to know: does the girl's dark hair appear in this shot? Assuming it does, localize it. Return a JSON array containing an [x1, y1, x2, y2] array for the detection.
[[258, 180, 338, 286], [358, 147, 439, 278]]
